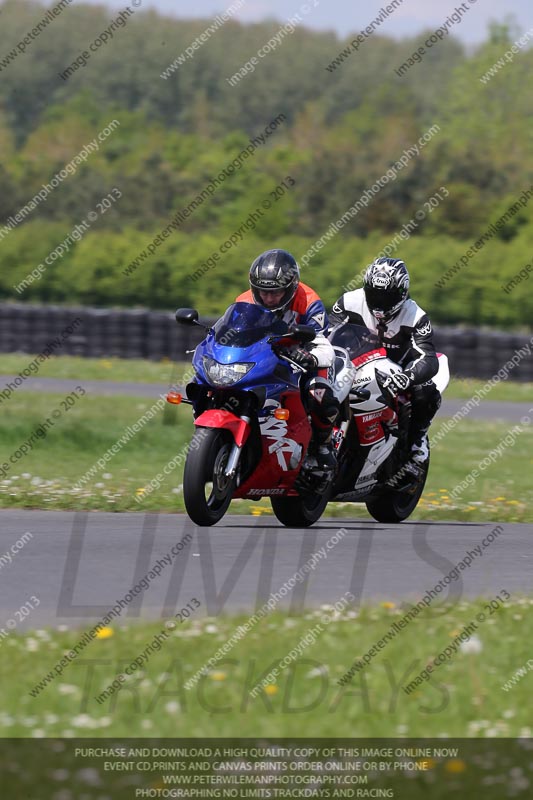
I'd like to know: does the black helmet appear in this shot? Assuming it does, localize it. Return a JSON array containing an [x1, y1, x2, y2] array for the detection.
[[363, 257, 410, 321], [249, 249, 300, 312]]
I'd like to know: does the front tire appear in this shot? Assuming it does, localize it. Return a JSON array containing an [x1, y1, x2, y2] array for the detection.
[[365, 457, 429, 524], [270, 491, 330, 528], [183, 428, 236, 526]]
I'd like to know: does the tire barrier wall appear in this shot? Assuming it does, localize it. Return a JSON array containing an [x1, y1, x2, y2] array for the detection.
[[0, 303, 532, 381]]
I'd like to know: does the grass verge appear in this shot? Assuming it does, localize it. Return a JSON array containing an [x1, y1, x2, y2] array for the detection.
[[0, 392, 532, 520], [0, 353, 179, 385], [4, 596, 532, 738]]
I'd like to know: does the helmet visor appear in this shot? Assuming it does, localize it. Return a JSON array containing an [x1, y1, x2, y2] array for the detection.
[[250, 280, 297, 312], [364, 286, 404, 313]]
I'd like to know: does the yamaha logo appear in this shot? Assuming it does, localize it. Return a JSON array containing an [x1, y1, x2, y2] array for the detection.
[[362, 411, 382, 422]]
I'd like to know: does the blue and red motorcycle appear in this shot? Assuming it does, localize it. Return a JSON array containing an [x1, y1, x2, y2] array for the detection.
[[171, 302, 340, 527], [171, 302, 447, 527]]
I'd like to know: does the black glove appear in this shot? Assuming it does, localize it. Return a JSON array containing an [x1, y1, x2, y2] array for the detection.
[[290, 348, 318, 370], [275, 346, 317, 370], [381, 371, 412, 400]]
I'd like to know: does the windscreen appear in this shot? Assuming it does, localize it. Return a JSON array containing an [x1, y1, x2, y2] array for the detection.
[[329, 322, 382, 360], [213, 302, 288, 348]]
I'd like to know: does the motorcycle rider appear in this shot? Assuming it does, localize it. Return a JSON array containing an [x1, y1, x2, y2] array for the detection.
[[330, 257, 440, 467], [236, 248, 339, 471]]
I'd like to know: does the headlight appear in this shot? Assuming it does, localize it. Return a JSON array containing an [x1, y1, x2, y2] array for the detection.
[[202, 357, 254, 386]]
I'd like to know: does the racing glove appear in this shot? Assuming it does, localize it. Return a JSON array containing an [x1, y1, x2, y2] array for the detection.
[[381, 371, 413, 400], [275, 345, 318, 370], [290, 348, 318, 370]]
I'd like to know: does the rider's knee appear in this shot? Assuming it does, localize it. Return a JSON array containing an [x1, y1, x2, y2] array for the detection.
[[411, 382, 441, 419], [303, 377, 340, 424]]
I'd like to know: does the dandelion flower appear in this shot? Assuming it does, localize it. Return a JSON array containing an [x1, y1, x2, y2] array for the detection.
[[445, 760, 467, 774], [95, 627, 113, 640]]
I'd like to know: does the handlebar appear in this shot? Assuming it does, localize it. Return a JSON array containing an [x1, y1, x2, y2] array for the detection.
[[275, 351, 308, 374]]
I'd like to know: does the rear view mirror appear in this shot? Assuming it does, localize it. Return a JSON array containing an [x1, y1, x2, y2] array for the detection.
[[290, 324, 316, 344], [175, 308, 199, 325]]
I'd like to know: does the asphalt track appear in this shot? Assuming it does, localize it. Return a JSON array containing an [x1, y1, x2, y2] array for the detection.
[[0, 374, 531, 421], [1, 377, 530, 629], [0, 511, 530, 629]]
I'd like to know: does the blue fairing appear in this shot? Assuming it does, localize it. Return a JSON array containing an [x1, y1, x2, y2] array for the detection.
[[191, 302, 301, 397]]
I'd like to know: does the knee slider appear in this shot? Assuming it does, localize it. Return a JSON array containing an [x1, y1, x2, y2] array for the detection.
[[411, 382, 441, 423], [305, 376, 340, 421]]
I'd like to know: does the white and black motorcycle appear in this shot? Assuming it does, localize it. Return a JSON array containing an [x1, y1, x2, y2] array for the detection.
[[327, 322, 449, 523]]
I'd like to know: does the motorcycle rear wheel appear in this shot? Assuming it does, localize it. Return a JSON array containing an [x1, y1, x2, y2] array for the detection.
[[270, 491, 330, 528], [365, 457, 429, 524], [183, 428, 235, 526]]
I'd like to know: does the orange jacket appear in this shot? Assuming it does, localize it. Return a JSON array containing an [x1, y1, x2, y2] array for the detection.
[[235, 283, 333, 367], [235, 283, 327, 332]]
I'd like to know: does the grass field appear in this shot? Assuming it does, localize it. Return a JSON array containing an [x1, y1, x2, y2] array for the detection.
[[3, 598, 532, 738], [1, 352, 533, 402], [0, 390, 532, 520], [1, 355, 531, 791], [0, 353, 178, 385]]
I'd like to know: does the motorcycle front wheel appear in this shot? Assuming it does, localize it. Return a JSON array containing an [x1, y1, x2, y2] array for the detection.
[[183, 428, 236, 526], [365, 456, 429, 524], [270, 491, 330, 528]]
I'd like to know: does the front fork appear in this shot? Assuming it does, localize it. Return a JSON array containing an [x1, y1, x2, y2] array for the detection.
[[183, 385, 255, 482], [224, 415, 250, 481]]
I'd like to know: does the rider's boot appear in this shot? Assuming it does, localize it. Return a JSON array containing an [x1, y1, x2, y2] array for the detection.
[[311, 427, 337, 481], [399, 425, 429, 480], [316, 437, 337, 470], [410, 431, 429, 465], [299, 430, 336, 494]]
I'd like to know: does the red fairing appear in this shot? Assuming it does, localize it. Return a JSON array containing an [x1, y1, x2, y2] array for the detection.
[[194, 410, 251, 447], [234, 390, 312, 498], [352, 348, 387, 368], [354, 406, 397, 446]]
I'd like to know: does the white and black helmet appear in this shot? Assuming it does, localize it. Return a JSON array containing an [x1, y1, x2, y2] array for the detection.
[[363, 257, 410, 321], [249, 249, 300, 312]]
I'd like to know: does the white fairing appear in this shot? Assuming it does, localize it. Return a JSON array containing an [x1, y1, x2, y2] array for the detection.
[[332, 346, 448, 496], [330, 349, 399, 492], [433, 353, 450, 395], [347, 353, 399, 490], [330, 349, 357, 403], [353, 436, 396, 490], [346, 354, 401, 412]]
